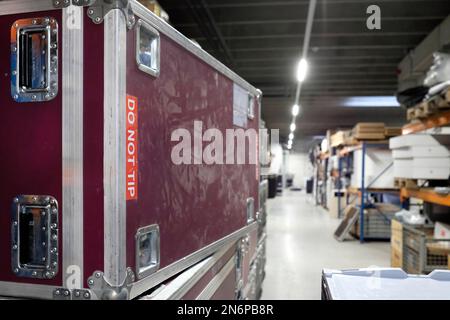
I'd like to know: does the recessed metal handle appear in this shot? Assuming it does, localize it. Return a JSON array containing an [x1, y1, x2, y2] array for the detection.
[[136, 19, 160, 78], [11, 195, 59, 279], [11, 17, 58, 102], [135, 224, 160, 279], [247, 197, 255, 224]]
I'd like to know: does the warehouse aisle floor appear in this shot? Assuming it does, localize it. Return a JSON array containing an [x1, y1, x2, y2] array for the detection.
[[261, 190, 390, 300]]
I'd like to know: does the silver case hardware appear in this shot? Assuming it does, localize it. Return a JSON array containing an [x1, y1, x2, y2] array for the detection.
[[11, 17, 59, 103], [247, 94, 255, 120], [52, 288, 92, 300], [136, 19, 160, 78], [11, 195, 59, 280], [87, 268, 135, 300], [85, 0, 135, 29], [52, 0, 71, 8], [246, 198, 255, 224], [135, 224, 160, 280], [53, 288, 71, 300]]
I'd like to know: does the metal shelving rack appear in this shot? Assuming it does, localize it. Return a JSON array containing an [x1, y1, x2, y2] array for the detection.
[[314, 152, 330, 208], [400, 109, 450, 209], [337, 141, 399, 243]]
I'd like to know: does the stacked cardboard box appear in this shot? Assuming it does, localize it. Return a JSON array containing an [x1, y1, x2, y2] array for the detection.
[[138, 0, 170, 22], [352, 122, 386, 140], [330, 130, 351, 147], [389, 134, 450, 180], [385, 127, 402, 138]]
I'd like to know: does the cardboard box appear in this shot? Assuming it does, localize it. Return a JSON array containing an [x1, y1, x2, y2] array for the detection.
[[138, 0, 170, 22], [353, 123, 386, 140], [391, 219, 403, 268], [330, 130, 351, 147], [385, 127, 402, 137], [391, 247, 402, 268]]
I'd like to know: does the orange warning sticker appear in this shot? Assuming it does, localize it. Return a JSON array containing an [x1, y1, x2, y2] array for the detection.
[[126, 95, 138, 201]]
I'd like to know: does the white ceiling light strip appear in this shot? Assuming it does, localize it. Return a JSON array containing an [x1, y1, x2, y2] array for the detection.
[[289, 0, 317, 150]]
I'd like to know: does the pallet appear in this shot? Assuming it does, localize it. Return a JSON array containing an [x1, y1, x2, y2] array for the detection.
[[407, 88, 450, 121], [394, 178, 418, 189]]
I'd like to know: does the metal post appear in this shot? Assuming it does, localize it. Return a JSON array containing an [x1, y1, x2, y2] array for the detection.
[[337, 156, 342, 218], [360, 143, 366, 243], [346, 155, 350, 207], [402, 198, 410, 210]]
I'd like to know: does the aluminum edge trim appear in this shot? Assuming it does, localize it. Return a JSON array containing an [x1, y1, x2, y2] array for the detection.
[[62, 5, 84, 289], [149, 242, 235, 300], [103, 9, 127, 287], [0, 0, 57, 15], [129, 222, 257, 299], [0, 282, 57, 300], [148, 258, 212, 300], [129, 0, 259, 96], [196, 255, 236, 300]]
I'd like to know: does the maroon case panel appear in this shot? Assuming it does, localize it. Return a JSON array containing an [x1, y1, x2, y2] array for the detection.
[[125, 30, 259, 271], [211, 267, 238, 300], [82, 14, 105, 284], [0, 11, 63, 286]]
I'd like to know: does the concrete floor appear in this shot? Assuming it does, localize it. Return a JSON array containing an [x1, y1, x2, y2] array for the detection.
[[261, 190, 390, 300]]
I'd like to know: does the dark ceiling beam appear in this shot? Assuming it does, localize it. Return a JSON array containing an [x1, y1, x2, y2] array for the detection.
[[238, 63, 397, 71], [244, 70, 395, 76], [195, 31, 428, 41], [198, 0, 234, 67], [177, 16, 445, 27], [183, 21, 442, 38], [232, 49, 408, 60], [163, 0, 448, 9], [212, 37, 422, 51], [261, 84, 397, 89], [255, 78, 398, 86], [183, 0, 222, 60], [183, 0, 234, 66], [205, 0, 447, 8], [219, 45, 409, 53], [241, 71, 396, 78], [280, 89, 395, 94], [234, 56, 402, 63], [245, 72, 396, 78], [262, 92, 397, 99]]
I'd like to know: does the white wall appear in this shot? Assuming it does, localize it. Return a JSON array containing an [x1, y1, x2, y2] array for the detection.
[[287, 152, 313, 187], [268, 143, 284, 175]]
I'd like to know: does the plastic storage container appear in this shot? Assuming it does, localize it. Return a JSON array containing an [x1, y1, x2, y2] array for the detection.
[[322, 268, 450, 300]]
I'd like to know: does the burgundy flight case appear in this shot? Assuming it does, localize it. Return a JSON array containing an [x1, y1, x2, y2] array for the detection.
[[0, 0, 262, 300]]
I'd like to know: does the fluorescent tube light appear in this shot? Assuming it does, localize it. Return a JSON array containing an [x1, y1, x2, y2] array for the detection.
[[296, 59, 308, 82], [292, 104, 300, 116], [290, 123, 296, 132]]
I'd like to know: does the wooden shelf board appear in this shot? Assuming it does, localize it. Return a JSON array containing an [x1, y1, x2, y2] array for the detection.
[[347, 187, 400, 195], [402, 110, 450, 135], [401, 188, 450, 207]]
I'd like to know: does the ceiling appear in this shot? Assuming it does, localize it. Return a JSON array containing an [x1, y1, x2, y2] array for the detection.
[[157, 0, 450, 151]]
